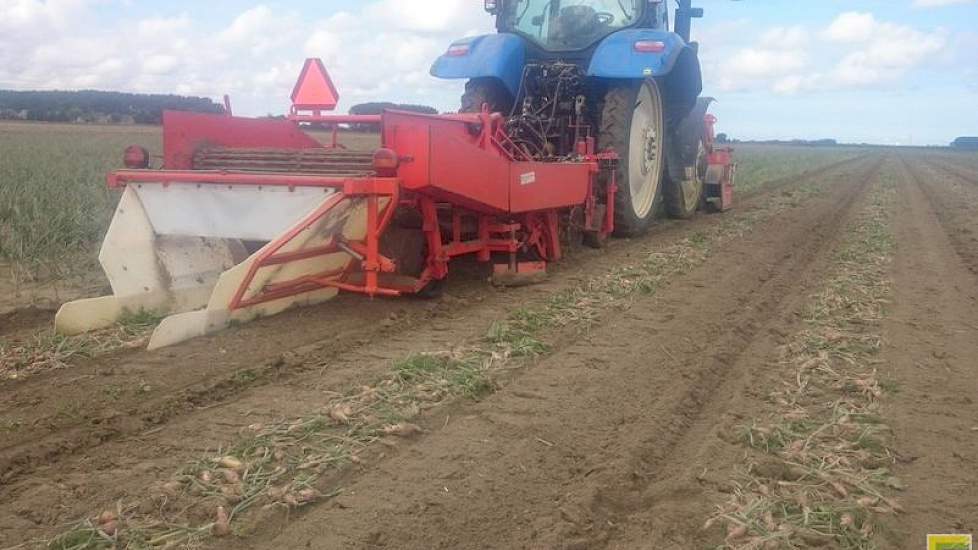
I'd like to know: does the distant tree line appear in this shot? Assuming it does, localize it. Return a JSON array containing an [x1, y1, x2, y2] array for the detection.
[[349, 102, 438, 116], [717, 136, 840, 147], [0, 90, 224, 124], [952, 137, 978, 150]]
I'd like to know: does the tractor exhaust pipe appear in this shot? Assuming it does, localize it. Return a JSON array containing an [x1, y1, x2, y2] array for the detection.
[[674, 0, 704, 43]]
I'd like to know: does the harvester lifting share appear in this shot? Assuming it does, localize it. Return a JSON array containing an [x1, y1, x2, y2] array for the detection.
[[55, 57, 735, 350]]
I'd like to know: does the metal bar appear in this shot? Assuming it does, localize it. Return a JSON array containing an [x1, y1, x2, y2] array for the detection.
[[108, 172, 399, 197], [336, 240, 364, 262], [419, 197, 448, 279], [264, 243, 342, 266], [605, 168, 617, 236], [287, 114, 383, 124], [477, 215, 491, 262], [317, 279, 401, 297], [364, 194, 380, 294], [110, 170, 355, 189], [452, 208, 462, 245], [228, 193, 347, 310], [236, 283, 324, 309], [237, 270, 347, 308], [443, 240, 517, 257], [260, 271, 344, 294], [545, 210, 562, 261], [344, 241, 396, 273]]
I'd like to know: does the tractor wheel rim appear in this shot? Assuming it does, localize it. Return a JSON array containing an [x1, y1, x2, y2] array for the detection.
[[628, 83, 663, 218]]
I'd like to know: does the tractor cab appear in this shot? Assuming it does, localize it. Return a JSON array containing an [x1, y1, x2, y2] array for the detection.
[[493, 0, 667, 52]]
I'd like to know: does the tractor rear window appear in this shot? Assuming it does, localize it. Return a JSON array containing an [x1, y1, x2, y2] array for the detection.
[[505, 0, 644, 51]]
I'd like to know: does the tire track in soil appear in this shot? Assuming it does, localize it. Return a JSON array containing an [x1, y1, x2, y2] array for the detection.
[[592, 159, 887, 549], [0, 150, 866, 337], [0, 153, 871, 484], [0, 155, 872, 546], [870, 155, 978, 547], [909, 156, 978, 276], [921, 156, 978, 186], [225, 155, 884, 550]]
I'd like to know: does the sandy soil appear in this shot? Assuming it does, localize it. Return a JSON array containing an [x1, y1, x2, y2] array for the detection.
[[2, 150, 977, 549]]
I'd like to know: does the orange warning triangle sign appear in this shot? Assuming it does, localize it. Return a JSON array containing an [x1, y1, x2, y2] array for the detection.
[[291, 58, 339, 111]]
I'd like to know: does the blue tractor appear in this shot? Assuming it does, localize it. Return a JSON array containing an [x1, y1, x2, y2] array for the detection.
[[432, 0, 715, 236]]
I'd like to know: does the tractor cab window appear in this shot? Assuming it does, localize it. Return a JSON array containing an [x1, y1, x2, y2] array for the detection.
[[503, 0, 645, 51]]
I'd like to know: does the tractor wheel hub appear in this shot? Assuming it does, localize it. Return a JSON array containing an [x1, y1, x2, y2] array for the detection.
[[641, 127, 658, 175]]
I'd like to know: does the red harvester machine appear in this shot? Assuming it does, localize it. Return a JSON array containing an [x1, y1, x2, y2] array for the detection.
[[56, 59, 734, 349]]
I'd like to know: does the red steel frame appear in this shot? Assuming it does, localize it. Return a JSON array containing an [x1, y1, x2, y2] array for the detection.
[[703, 114, 736, 211], [116, 58, 623, 312], [108, 152, 615, 311], [101, 59, 732, 318], [110, 171, 404, 305]]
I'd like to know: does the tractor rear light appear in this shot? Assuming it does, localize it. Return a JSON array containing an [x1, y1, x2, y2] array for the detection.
[[634, 40, 666, 53], [446, 43, 470, 57], [123, 145, 150, 169], [372, 148, 400, 175]]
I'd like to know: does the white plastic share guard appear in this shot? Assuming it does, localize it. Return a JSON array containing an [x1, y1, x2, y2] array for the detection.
[[138, 183, 332, 241], [55, 181, 372, 349]]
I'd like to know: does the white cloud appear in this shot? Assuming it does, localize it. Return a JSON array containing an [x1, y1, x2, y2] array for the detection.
[[913, 0, 975, 7], [823, 12, 947, 87], [704, 25, 810, 93], [758, 26, 810, 49], [0, 0, 494, 115], [823, 12, 877, 42], [0, 3, 960, 115], [699, 11, 949, 95], [0, 0, 88, 31], [772, 75, 821, 95], [726, 48, 808, 79], [362, 0, 487, 34]]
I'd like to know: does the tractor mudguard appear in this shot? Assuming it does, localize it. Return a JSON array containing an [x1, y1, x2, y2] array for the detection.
[[430, 33, 526, 97], [666, 97, 714, 182], [587, 29, 687, 79]]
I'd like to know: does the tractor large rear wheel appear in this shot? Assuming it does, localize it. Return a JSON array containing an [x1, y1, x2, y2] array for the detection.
[[599, 80, 666, 237], [460, 78, 512, 113]]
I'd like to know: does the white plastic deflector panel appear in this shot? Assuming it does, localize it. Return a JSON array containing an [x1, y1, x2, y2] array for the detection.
[[134, 182, 335, 241]]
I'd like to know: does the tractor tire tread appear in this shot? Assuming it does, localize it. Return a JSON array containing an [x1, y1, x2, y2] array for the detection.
[[460, 79, 510, 114], [599, 83, 662, 238]]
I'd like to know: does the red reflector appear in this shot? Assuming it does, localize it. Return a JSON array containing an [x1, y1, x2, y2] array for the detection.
[[373, 148, 399, 174], [446, 44, 470, 57], [123, 145, 150, 169], [634, 40, 666, 53]]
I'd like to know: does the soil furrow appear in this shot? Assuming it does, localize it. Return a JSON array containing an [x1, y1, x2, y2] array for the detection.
[[0, 157, 878, 547], [872, 155, 978, 547], [902, 156, 978, 276], [922, 156, 978, 185], [225, 156, 883, 550], [594, 158, 888, 549], [0, 155, 866, 488]]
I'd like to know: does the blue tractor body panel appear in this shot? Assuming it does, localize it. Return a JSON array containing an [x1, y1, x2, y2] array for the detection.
[[430, 33, 526, 97], [431, 29, 689, 93], [586, 30, 687, 78]]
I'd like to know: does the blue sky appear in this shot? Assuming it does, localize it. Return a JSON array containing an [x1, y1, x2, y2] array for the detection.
[[1, 0, 976, 144]]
